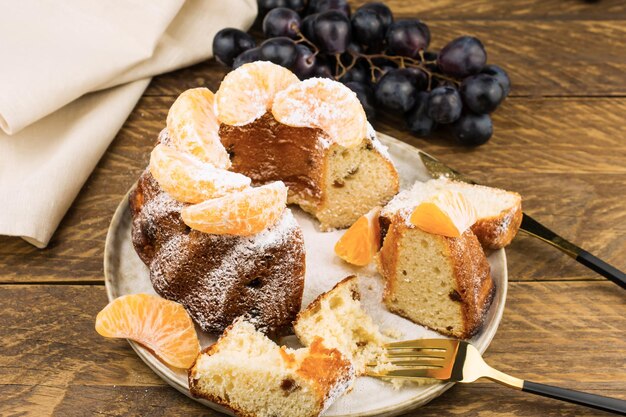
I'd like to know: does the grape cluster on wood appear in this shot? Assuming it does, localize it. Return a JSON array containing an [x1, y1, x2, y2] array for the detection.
[[212, 0, 511, 146]]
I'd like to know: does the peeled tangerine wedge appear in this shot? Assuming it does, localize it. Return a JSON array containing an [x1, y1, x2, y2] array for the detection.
[[272, 77, 367, 148], [215, 61, 299, 126], [166, 87, 230, 169], [334, 208, 381, 266], [149, 144, 250, 204], [410, 190, 478, 238], [181, 181, 288, 236], [95, 294, 200, 369]]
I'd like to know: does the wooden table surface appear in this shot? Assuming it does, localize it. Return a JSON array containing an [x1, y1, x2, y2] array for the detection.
[[2, 1, 625, 415]]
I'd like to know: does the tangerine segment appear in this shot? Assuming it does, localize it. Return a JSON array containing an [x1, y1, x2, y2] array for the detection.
[[149, 144, 250, 204], [410, 190, 478, 238], [272, 78, 367, 148], [215, 61, 299, 126], [181, 181, 288, 236], [334, 208, 381, 266], [95, 294, 200, 369], [166, 87, 230, 169]]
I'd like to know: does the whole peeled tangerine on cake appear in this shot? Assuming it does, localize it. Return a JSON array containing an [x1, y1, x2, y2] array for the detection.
[[189, 318, 355, 417], [216, 61, 399, 230]]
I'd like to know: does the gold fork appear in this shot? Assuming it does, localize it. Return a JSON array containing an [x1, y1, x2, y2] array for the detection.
[[367, 339, 626, 415]]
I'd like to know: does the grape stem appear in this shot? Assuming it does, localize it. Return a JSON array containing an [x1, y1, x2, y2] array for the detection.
[[292, 27, 462, 88]]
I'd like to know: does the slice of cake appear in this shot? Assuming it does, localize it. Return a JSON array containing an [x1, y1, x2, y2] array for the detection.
[[294, 276, 385, 375], [378, 182, 496, 339], [189, 319, 355, 417], [216, 62, 399, 231]]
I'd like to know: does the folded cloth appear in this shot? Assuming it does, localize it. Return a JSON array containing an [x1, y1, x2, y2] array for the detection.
[[0, 0, 257, 248]]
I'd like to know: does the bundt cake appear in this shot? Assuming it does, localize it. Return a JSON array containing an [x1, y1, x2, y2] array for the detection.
[[377, 180, 496, 339], [293, 276, 385, 375], [130, 171, 305, 334], [189, 318, 355, 417], [216, 62, 399, 230], [130, 61, 400, 335]]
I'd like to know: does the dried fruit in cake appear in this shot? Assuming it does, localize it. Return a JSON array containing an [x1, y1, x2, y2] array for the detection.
[[334, 208, 381, 266], [149, 144, 251, 204], [181, 181, 288, 236], [215, 61, 299, 126], [272, 78, 367, 148], [409, 190, 478, 238], [95, 293, 200, 369], [166, 87, 230, 169]]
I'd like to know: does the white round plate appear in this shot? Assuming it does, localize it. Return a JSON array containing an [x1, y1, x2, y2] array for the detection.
[[104, 132, 507, 417]]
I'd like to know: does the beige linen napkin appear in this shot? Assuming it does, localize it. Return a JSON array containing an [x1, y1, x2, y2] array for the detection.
[[0, 0, 257, 248]]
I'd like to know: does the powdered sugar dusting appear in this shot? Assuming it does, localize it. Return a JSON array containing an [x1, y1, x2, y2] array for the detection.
[[272, 78, 367, 148], [366, 123, 392, 162], [215, 61, 299, 126]]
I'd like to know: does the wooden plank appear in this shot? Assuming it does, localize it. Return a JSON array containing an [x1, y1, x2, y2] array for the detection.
[[0, 282, 623, 415], [351, 0, 626, 20], [1, 96, 624, 283], [145, 20, 626, 97]]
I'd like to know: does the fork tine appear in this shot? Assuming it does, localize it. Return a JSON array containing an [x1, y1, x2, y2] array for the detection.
[[385, 338, 456, 350], [383, 351, 446, 359], [365, 368, 442, 379], [384, 359, 445, 368]]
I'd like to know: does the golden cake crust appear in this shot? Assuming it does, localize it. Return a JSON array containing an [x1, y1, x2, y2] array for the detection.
[[470, 200, 522, 250]]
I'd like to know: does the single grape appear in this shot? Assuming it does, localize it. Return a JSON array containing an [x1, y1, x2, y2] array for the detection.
[[301, 14, 319, 44], [258, 0, 306, 16], [345, 81, 376, 120], [232, 47, 262, 69], [359, 3, 393, 31], [460, 74, 504, 114], [386, 20, 430, 58], [351, 7, 386, 45], [340, 60, 370, 84], [292, 45, 317, 79], [375, 68, 420, 112], [481, 64, 511, 97], [428, 86, 462, 124], [452, 113, 493, 146], [263, 8, 301, 39], [437, 36, 486, 78], [212, 28, 256, 67], [312, 0, 351, 17], [405, 67, 428, 91], [405, 91, 435, 137], [311, 61, 334, 78], [313, 10, 352, 54], [259, 37, 298, 68]]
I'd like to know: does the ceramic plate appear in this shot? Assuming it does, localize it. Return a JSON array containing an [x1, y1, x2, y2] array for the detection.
[[104, 132, 507, 417]]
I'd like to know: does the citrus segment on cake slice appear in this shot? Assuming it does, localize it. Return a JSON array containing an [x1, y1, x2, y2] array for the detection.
[[334, 208, 381, 266], [181, 181, 288, 236], [271, 78, 368, 148], [149, 144, 250, 204], [215, 61, 299, 126], [409, 190, 478, 238], [166, 87, 230, 169], [95, 294, 200, 369]]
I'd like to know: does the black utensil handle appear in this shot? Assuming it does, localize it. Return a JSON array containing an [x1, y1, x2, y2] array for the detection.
[[523, 381, 626, 415], [577, 250, 626, 290]]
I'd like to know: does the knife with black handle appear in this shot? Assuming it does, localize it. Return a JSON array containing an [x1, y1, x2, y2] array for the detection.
[[419, 151, 626, 289]]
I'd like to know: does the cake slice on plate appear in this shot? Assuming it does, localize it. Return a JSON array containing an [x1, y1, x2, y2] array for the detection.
[[294, 275, 385, 375], [189, 319, 355, 417], [378, 180, 498, 339]]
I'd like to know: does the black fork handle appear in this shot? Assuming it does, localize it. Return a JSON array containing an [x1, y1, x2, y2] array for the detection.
[[523, 381, 626, 415]]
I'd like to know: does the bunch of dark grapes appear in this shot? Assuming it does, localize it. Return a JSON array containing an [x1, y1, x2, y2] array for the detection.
[[212, 0, 511, 146]]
